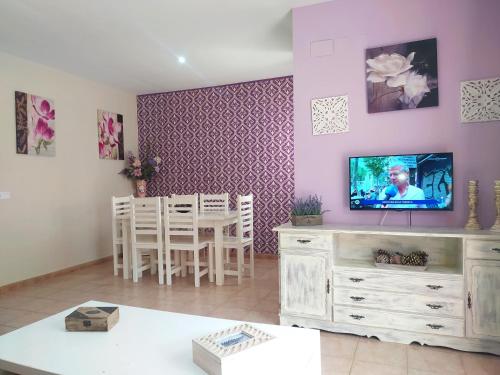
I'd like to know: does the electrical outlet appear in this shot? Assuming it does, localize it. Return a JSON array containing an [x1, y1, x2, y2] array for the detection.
[[0, 192, 11, 200]]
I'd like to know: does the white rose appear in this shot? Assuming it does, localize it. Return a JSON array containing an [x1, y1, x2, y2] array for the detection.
[[366, 52, 415, 87], [399, 72, 430, 108]]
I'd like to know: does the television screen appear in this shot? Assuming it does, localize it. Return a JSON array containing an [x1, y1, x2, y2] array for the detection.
[[349, 153, 453, 210]]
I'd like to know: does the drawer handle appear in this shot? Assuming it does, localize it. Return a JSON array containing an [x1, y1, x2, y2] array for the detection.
[[350, 296, 365, 302], [349, 278, 364, 283], [426, 304, 443, 310], [426, 324, 444, 330], [492, 248, 500, 253], [297, 239, 311, 244], [426, 284, 443, 290], [349, 314, 365, 320]]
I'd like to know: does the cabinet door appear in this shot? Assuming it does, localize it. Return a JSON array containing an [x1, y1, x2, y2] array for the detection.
[[280, 249, 331, 321], [466, 260, 500, 340]]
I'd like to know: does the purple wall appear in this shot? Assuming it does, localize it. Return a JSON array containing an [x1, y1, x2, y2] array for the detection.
[[293, 0, 500, 227], [137, 77, 294, 254]]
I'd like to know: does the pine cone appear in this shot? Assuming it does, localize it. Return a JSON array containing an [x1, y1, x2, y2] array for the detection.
[[376, 254, 390, 264], [376, 249, 391, 257]]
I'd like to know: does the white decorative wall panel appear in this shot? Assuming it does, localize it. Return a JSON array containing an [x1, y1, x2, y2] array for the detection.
[[311, 95, 349, 135]]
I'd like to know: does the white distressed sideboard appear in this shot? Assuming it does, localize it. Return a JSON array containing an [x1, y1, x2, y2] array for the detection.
[[273, 223, 500, 355]]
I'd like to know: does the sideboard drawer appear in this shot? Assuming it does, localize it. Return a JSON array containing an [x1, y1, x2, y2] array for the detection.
[[333, 270, 463, 299], [334, 287, 464, 318], [280, 233, 333, 251], [334, 306, 464, 337], [466, 239, 500, 260]]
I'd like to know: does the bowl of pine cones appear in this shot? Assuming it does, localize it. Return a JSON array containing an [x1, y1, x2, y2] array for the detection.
[[374, 249, 429, 271]]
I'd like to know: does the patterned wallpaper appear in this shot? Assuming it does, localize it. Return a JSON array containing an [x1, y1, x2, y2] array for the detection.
[[137, 76, 294, 254]]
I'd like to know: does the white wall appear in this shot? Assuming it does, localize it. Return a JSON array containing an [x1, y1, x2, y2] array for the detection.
[[0, 52, 138, 287]]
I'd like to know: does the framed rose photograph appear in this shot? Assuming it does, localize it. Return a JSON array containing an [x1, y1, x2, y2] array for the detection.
[[366, 38, 438, 113]]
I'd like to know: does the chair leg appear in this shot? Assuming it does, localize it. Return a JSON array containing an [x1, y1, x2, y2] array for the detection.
[[174, 250, 181, 277], [181, 251, 187, 277], [194, 250, 200, 288], [150, 251, 157, 275], [208, 244, 214, 283], [157, 246, 164, 285], [188, 252, 194, 274], [165, 248, 172, 285], [237, 246, 243, 285], [250, 242, 255, 279], [132, 247, 139, 283], [225, 248, 230, 264], [112, 242, 120, 276]]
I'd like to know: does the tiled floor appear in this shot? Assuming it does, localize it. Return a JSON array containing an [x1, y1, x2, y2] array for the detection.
[[0, 257, 499, 374]]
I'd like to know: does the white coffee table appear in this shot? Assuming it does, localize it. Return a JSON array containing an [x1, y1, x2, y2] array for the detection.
[[0, 301, 320, 375]]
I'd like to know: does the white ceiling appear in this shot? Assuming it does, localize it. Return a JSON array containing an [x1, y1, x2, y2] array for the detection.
[[0, 0, 324, 94]]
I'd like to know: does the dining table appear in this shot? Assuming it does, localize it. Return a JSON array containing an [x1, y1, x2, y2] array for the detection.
[[116, 206, 238, 286], [198, 210, 239, 286]]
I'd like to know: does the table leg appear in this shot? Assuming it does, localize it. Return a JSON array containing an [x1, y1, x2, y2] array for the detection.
[[214, 223, 224, 286], [121, 220, 129, 280]]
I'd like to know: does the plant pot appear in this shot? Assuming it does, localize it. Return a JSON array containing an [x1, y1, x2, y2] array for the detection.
[[135, 179, 147, 198], [290, 215, 323, 226]]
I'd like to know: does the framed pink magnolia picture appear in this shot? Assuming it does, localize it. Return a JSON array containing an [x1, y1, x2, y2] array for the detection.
[[15, 91, 56, 156], [97, 109, 124, 160], [366, 38, 439, 113]]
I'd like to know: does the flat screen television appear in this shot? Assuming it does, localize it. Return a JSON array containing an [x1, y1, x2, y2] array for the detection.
[[349, 153, 453, 210]]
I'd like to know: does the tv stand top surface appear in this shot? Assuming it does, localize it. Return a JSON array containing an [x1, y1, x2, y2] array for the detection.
[[273, 222, 500, 239]]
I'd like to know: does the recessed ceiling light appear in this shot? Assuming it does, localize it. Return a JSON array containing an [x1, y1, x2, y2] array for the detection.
[[178, 56, 186, 64]]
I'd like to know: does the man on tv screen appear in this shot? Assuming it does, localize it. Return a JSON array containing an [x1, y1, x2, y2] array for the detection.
[[378, 159, 426, 208]]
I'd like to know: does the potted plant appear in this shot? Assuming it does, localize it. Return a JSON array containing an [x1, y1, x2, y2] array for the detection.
[[119, 151, 161, 197], [290, 195, 328, 226]]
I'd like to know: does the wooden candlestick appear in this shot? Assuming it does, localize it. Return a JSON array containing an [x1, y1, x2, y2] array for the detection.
[[491, 180, 500, 232], [465, 180, 481, 230]]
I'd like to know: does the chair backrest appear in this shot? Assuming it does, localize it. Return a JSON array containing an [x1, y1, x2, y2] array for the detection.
[[200, 193, 229, 214], [237, 194, 253, 240], [163, 194, 199, 246], [130, 197, 162, 241], [112, 195, 132, 220]]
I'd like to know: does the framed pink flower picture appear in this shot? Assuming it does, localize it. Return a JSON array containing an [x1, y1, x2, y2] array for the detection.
[[97, 109, 124, 160], [15, 91, 56, 156], [366, 38, 438, 113]]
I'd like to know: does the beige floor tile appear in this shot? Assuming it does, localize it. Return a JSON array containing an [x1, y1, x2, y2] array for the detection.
[[0, 294, 36, 309], [408, 345, 465, 374], [7, 311, 49, 329], [0, 308, 26, 325], [461, 352, 500, 375], [355, 337, 407, 368], [350, 360, 406, 375], [320, 331, 359, 359], [0, 325, 16, 335], [408, 369, 443, 375], [321, 355, 352, 375]]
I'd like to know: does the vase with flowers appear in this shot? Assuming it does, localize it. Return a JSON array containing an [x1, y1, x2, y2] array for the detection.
[[119, 151, 161, 197]]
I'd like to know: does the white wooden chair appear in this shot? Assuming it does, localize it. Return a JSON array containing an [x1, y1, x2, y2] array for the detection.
[[130, 197, 164, 284], [164, 194, 213, 287], [220, 194, 254, 284], [111, 195, 132, 278], [200, 193, 229, 214]]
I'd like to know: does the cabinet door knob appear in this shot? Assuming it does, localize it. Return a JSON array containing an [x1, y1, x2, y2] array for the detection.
[[349, 314, 365, 320], [426, 324, 444, 330], [349, 278, 364, 283], [350, 296, 365, 302], [297, 239, 311, 244], [468, 292, 472, 309], [426, 304, 443, 310], [426, 284, 443, 290], [491, 247, 500, 253]]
